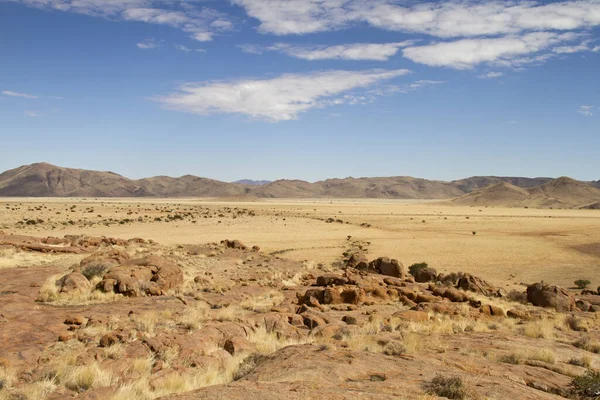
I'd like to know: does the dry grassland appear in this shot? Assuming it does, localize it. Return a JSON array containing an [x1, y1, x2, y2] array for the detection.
[[1, 197, 599, 288]]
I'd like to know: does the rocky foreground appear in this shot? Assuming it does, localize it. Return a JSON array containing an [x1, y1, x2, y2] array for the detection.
[[0, 232, 599, 399]]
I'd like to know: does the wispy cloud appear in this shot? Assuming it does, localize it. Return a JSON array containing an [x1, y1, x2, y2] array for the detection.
[[233, 0, 600, 37], [240, 41, 416, 61], [403, 32, 586, 69], [156, 69, 410, 122], [10, 0, 234, 42], [478, 72, 504, 79], [234, 0, 600, 75], [578, 105, 594, 116], [175, 44, 206, 53], [2, 90, 38, 99], [137, 38, 161, 49]]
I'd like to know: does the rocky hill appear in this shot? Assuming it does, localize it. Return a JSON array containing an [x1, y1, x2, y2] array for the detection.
[[0, 163, 597, 208], [453, 177, 600, 208]]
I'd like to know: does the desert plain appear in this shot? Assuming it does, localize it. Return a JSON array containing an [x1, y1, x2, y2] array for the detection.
[[2, 197, 599, 288], [0, 197, 599, 400]]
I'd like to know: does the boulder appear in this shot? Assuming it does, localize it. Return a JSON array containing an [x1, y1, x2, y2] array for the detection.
[[322, 288, 343, 305], [340, 288, 366, 305], [526, 282, 576, 312], [224, 337, 256, 356], [442, 288, 469, 303], [56, 272, 91, 294], [456, 273, 498, 296], [97, 256, 183, 297], [345, 253, 369, 270], [316, 275, 349, 287], [506, 309, 531, 320], [414, 268, 437, 283], [301, 310, 329, 329], [80, 248, 130, 268], [480, 305, 505, 317], [220, 239, 247, 250], [368, 257, 405, 278]]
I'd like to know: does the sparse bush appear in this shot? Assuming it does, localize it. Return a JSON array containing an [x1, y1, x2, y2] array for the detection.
[[565, 315, 589, 332], [383, 341, 406, 356], [573, 336, 600, 353], [568, 356, 592, 368], [506, 290, 528, 304], [409, 262, 429, 277], [575, 280, 592, 289], [570, 370, 600, 399], [499, 351, 525, 365], [81, 264, 108, 280], [423, 375, 469, 400]]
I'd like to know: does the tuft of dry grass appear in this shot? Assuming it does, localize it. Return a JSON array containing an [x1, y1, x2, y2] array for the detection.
[[521, 318, 556, 339], [246, 325, 313, 355], [240, 290, 285, 313], [529, 348, 557, 364], [37, 274, 123, 306], [568, 355, 593, 368], [564, 315, 589, 332], [573, 336, 600, 353]]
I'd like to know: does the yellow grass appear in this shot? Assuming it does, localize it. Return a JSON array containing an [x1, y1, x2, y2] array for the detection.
[[37, 274, 124, 306]]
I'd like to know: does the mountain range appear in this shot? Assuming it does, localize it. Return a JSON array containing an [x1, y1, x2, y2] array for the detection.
[[0, 163, 599, 208]]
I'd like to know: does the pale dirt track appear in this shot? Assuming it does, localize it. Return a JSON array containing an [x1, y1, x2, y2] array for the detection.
[[1, 197, 599, 289]]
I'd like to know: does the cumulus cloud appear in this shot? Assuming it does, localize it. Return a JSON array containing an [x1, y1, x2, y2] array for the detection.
[[578, 105, 594, 116], [233, 0, 600, 37], [2, 90, 38, 99], [8, 0, 233, 41], [403, 32, 585, 69], [156, 69, 410, 122], [241, 41, 416, 61]]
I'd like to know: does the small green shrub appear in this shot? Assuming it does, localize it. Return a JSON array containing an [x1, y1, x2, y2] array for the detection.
[[409, 262, 429, 277], [575, 280, 592, 289], [570, 370, 600, 398], [423, 375, 469, 400]]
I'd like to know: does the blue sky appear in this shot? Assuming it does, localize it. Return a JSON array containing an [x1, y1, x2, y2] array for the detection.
[[1, 0, 599, 182]]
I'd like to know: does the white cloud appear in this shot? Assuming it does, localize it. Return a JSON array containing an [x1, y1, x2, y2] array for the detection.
[[592, 45, 600, 52], [368, 79, 443, 96], [244, 41, 416, 61], [175, 44, 206, 53], [233, 0, 600, 74], [233, 0, 600, 37], [478, 71, 504, 79], [2, 90, 38, 99], [553, 40, 592, 53], [403, 32, 585, 69], [9, 0, 233, 42], [578, 105, 594, 116], [137, 38, 160, 49], [156, 69, 410, 122]]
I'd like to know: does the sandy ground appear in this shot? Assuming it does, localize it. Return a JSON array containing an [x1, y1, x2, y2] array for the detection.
[[1, 197, 599, 289]]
